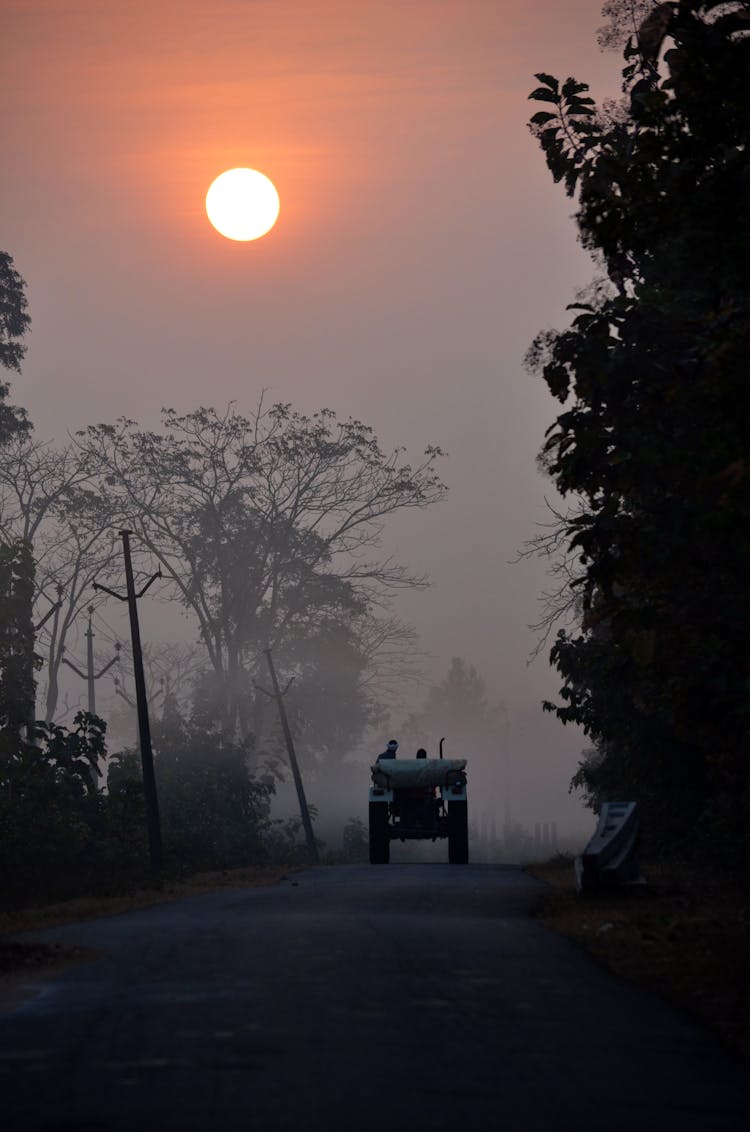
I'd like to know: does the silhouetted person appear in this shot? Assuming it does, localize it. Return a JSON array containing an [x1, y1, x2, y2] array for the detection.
[[416, 748, 427, 759], [376, 739, 398, 760]]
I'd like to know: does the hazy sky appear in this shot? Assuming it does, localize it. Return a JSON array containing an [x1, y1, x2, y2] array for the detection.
[[2, 0, 622, 836]]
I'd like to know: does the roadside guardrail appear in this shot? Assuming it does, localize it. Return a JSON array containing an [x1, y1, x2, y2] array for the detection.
[[575, 801, 643, 895]]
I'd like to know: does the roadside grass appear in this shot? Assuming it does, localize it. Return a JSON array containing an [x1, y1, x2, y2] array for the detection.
[[529, 855, 750, 1063], [0, 865, 296, 979]]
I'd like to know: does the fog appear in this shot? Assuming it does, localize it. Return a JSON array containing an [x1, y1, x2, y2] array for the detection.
[[269, 698, 591, 862], [1, 0, 625, 857]]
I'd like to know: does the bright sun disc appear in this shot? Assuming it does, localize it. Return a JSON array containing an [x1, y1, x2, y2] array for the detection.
[[205, 168, 280, 241]]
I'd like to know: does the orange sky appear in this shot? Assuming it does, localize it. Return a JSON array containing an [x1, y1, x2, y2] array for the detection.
[[3, 1, 613, 275], [2, 0, 618, 832]]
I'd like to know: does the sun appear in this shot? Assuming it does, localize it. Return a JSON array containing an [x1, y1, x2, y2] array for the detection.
[[205, 168, 280, 241]]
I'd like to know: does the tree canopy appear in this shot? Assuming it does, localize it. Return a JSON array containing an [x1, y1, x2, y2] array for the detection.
[[0, 253, 35, 738], [80, 401, 446, 750], [527, 1, 750, 856], [0, 251, 31, 445], [0, 251, 30, 376], [400, 657, 506, 762]]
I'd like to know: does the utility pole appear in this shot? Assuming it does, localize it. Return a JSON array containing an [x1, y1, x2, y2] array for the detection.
[[258, 647, 319, 864], [62, 607, 121, 716], [94, 531, 163, 882], [501, 704, 512, 841], [61, 607, 120, 789], [35, 586, 64, 727]]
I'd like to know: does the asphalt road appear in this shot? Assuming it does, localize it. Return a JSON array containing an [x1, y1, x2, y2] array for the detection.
[[1, 864, 748, 1132]]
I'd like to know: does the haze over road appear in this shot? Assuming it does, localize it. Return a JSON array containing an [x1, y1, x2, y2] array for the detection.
[[2, 865, 748, 1131]]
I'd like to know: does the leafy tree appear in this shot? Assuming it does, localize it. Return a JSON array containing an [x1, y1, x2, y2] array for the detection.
[[80, 401, 445, 739], [27, 711, 107, 793], [0, 250, 31, 444], [400, 657, 506, 762], [597, 1, 667, 52], [527, 2, 750, 855], [109, 695, 307, 874], [0, 256, 36, 737], [146, 706, 278, 873], [0, 251, 30, 374], [0, 540, 38, 743], [267, 613, 419, 772], [0, 712, 129, 906], [0, 702, 295, 907]]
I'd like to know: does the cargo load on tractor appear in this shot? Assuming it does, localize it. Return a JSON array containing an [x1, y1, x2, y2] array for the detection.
[[368, 755, 468, 864]]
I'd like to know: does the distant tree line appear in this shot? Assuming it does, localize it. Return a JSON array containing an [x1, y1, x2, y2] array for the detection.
[[0, 251, 447, 903], [400, 656, 506, 763], [527, 1, 750, 862]]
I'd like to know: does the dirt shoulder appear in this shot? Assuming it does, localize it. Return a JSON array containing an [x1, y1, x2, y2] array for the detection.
[[529, 856, 750, 1063]]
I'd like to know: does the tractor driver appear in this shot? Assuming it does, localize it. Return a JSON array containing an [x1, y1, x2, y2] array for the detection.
[[376, 739, 399, 760]]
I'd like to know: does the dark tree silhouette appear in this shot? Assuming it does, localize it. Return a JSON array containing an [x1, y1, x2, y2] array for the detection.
[[81, 401, 446, 739], [0, 250, 31, 445], [0, 540, 37, 742], [400, 657, 506, 762], [527, 1, 750, 856], [0, 252, 34, 739]]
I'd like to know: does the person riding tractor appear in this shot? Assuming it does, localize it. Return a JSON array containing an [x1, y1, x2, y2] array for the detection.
[[368, 739, 468, 864]]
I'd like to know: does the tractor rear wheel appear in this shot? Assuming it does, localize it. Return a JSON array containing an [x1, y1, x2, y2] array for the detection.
[[369, 802, 390, 864], [448, 800, 469, 864]]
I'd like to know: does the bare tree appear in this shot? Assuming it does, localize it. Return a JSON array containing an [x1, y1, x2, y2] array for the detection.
[[80, 401, 446, 736], [514, 497, 587, 660], [112, 640, 208, 720], [0, 435, 92, 546], [0, 434, 119, 720]]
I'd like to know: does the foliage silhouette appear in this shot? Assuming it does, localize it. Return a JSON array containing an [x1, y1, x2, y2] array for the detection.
[[0, 250, 31, 443], [80, 401, 444, 751], [527, 1, 750, 858]]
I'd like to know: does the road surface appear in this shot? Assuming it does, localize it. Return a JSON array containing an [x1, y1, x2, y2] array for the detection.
[[1, 864, 748, 1131]]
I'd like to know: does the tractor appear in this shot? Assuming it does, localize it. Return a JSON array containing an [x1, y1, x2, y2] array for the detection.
[[368, 751, 468, 864]]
